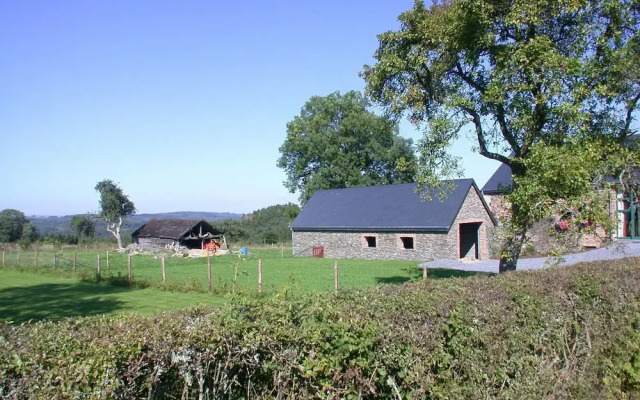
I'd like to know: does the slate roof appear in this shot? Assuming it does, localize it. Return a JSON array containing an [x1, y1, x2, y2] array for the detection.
[[132, 219, 220, 240], [290, 179, 495, 233], [481, 163, 513, 195]]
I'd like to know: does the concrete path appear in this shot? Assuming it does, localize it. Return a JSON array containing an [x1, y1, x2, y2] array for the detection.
[[421, 241, 640, 274]]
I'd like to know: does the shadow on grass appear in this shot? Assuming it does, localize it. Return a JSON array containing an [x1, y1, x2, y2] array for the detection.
[[0, 282, 130, 324], [375, 268, 491, 285]]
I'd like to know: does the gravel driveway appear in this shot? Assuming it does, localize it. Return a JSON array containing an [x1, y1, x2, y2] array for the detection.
[[421, 241, 640, 274]]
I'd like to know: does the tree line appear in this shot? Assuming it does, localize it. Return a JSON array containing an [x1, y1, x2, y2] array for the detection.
[[0, 208, 99, 248], [0, 202, 300, 248], [211, 203, 300, 245]]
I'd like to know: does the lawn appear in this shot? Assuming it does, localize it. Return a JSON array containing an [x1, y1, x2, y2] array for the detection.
[[0, 270, 225, 324], [0, 248, 489, 323], [1, 248, 487, 294]]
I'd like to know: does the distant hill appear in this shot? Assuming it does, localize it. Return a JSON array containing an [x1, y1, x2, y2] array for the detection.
[[29, 211, 243, 237]]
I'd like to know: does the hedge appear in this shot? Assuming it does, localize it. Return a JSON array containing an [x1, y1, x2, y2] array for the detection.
[[1, 258, 640, 399]]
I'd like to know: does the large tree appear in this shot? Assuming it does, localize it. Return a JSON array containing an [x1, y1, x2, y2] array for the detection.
[[70, 215, 96, 243], [363, 0, 640, 271], [0, 209, 29, 243], [278, 90, 417, 204], [95, 180, 136, 250]]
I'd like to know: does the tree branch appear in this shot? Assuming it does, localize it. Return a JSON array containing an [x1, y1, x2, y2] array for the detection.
[[623, 90, 640, 137], [461, 106, 511, 165], [523, 80, 548, 154], [453, 62, 520, 156], [495, 105, 521, 155], [454, 62, 486, 92]]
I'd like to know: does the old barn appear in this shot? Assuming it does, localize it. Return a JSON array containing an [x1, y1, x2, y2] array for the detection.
[[132, 219, 226, 250], [290, 179, 497, 261]]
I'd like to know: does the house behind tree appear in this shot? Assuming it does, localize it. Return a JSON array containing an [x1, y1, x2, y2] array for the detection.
[[481, 162, 639, 246], [290, 179, 497, 260]]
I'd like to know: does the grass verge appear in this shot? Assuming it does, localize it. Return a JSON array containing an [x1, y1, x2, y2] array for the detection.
[[0, 270, 225, 323]]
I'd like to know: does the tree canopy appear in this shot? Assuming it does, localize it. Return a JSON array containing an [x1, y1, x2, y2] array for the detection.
[[70, 215, 96, 242], [278, 90, 417, 204], [0, 209, 30, 243], [95, 180, 136, 249], [363, 0, 639, 172], [363, 0, 640, 270]]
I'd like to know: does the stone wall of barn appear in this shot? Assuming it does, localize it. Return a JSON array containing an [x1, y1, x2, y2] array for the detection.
[[136, 237, 175, 250], [292, 187, 494, 261]]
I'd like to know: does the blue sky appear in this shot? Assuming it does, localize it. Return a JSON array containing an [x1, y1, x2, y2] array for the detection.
[[0, 0, 501, 216]]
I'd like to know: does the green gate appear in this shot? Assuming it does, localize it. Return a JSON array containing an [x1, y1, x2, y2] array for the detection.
[[617, 191, 640, 239]]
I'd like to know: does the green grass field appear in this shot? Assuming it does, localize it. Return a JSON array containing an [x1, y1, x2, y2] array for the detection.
[[1, 248, 485, 294], [0, 248, 488, 323], [0, 269, 225, 324]]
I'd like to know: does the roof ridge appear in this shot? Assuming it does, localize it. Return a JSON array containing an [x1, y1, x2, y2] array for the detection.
[[312, 178, 474, 195]]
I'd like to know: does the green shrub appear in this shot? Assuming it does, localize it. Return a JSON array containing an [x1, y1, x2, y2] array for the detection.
[[1, 258, 640, 399]]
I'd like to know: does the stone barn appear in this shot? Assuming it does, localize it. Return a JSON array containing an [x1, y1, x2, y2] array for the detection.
[[132, 219, 226, 250], [290, 179, 497, 261]]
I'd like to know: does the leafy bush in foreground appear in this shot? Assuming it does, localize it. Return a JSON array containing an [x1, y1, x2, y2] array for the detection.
[[1, 259, 640, 399]]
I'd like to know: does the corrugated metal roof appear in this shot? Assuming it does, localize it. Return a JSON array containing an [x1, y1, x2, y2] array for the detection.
[[291, 179, 492, 232]]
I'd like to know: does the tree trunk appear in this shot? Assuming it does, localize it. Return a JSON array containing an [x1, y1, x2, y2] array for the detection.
[[498, 234, 525, 273], [114, 227, 123, 250], [498, 164, 528, 273], [106, 217, 124, 250], [498, 220, 527, 273]]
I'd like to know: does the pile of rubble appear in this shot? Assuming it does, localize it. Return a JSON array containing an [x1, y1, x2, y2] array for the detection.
[[122, 243, 230, 258], [122, 243, 188, 257]]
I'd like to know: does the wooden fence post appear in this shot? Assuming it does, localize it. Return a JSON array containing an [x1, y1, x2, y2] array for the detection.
[[281, 243, 284, 258], [2, 251, 4, 268], [127, 254, 132, 283], [53, 254, 57, 269], [17, 250, 20, 266], [73, 253, 76, 272], [423, 263, 428, 280], [334, 261, 339, 296], [161, 256, 166, 284], [207, 255, 212, 293], [97, 254, 101, 276], [258, 259, 263, 294], [35, 250, 38, 268], [106, 251, 110, 270]]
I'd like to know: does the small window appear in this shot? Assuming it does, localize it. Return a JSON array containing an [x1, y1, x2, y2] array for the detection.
[[400, 236, 414, 249], [364, 236, 377, 248]]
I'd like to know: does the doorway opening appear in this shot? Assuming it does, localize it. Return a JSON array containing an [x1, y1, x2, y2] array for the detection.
[[459, 223, 481, 259]]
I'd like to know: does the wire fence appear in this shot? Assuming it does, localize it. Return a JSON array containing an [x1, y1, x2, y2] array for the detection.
[[0, 247, 446, 295]]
